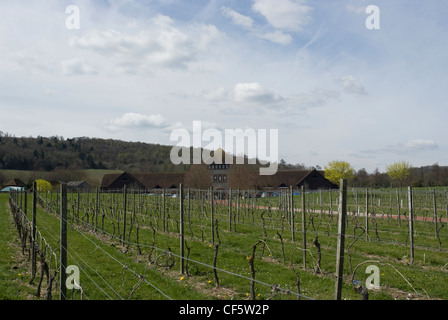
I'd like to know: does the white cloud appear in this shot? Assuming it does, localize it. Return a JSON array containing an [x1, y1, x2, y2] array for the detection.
[[233, 82, 284, 105], [291, 88, 341, 110], [221, 7, 254, 29], [361, 139, 438, 156], [195, 23, 225, 51], [69, 14, 224, 72], [338, 75, 367, 95], [346, 5, 365, 15], [103, 113, 169, 132], [406, 139, 438, 151], [61, 59, 99, 76], [258, 30, 292, 45], [204, 82, 284, 106], [203, 87, 229, 101], [1, 1, 447, 173], [5, 49, 58, 75], [204, 83, 340, 114], [252, 0, 312, 32]]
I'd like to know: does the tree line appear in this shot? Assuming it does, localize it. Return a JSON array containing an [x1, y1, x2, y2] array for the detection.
[[324, 160, 448, 188], [0, 133, 187, 173], [1, 133, 447, 189]]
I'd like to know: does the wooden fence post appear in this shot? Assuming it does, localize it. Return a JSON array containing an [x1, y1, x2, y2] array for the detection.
[[237, 189, 240, 226], [95, 187, 99, 231], [228, 188, 232, 232], [122, 185, 127, 246], [433, 189, 438, 238], [334, 179, 347, 300], [60, 183, 68, 300], [365, 188, 369, 241], [162, 188, 166, 232], [211, 187, 215, 245], [179, 184, 185, 275], [408, 186, 414, 264], [24, 191, 27, 216], [396, 188, 401, 226], [290, 186, 295, 242], [76, 189, 80, 224], [30, 181, 37, 285], [301, 186, 306, 269]]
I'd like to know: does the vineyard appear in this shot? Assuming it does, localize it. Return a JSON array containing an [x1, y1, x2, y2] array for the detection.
[[4, 183, 448, 301]]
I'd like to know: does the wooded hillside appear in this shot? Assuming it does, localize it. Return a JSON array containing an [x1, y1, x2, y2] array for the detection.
[[0, 133, 187, 172], [0, 132, 447, 188]]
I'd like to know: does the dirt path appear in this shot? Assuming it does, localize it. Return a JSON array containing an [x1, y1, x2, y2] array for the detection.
[[213, 199, 448, 223]]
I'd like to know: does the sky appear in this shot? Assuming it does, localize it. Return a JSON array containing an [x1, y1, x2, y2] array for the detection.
[[0, 0, 447, 173]]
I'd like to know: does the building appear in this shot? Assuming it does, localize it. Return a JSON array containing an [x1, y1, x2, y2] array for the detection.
[[2, 178, 26, 189], [100, 167, 337, 192], [100, 172, 145, 191], [256, 169, 338, 191], [203, 148, 337, 191], [100, 148, 337, 192], [100, 171, 185, 191], [0, 186, 25, 193], [133, 172, 185, 190], [67, 181, 91, 192]]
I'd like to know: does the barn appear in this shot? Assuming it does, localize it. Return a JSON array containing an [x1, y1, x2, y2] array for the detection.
[[100, 172, 145, 191], [2, 178, 26, 189], [67, 181, 91, 192], [257, 169, 338, 191], [100, 168, 336, 192]]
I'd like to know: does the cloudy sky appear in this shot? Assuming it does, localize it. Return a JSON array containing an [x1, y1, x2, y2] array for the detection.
[[0, 0, 447, 172]]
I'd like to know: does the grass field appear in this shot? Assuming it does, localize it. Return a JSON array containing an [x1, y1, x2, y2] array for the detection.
[[2, 186, 448, 301]]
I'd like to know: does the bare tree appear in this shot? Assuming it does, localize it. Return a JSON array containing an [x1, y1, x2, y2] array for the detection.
[[184, 164, 212, 189], [227, 164, 258, 190]]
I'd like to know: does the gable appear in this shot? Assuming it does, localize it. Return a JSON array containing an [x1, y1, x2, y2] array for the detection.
[[297, 170, 337, 190], [100, 172, 144, 190]]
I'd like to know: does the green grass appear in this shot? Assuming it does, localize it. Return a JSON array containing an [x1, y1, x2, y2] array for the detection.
[[3, 189, 448, 300], [0, 194, 37, 299]]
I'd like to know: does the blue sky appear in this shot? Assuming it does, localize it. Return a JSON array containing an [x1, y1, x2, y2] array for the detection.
[[0, 0, 447, 172]]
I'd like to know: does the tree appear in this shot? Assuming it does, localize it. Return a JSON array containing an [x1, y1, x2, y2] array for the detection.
[[386, 161, 411, 187], [0, 170, 5, 187], [36, 179, 52, 193], [228, 164, 258, 190], [324, 161, 355, 186], [184, 164, 212, 189]]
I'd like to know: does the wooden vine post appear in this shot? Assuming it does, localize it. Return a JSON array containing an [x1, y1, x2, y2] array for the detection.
[[408, 187, 414, 264], [30, 181, 37, 285], [433, 189, 438, 238], [122, 185, 127, 246], [290, 186, 295, 242], [334, 179, 347, 300], [60, 183, 68, 300], [301, 185, 306, 269], [179, 184, 185, 275], [365, 188, 369, 241], [211, 187, 215, 245]]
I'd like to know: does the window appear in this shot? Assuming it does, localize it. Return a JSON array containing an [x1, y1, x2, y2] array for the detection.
[[214, 175, 217, 182], [223, 175, 227, 182], [218, 175, 222, 182]]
